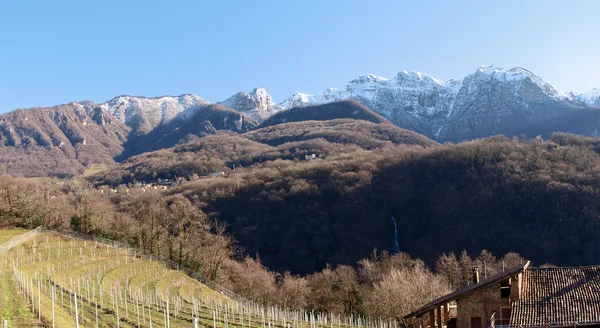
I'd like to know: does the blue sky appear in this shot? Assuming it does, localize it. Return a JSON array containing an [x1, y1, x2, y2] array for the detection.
[[0, 0, 599, 112]]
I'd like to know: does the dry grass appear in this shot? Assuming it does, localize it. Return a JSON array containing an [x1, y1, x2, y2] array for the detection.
[[0, 229, 29, 244], [83, 163, 110, 176]]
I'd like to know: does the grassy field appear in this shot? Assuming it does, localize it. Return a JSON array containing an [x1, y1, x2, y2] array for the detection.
[[0, 229, 29, 244], [83, 164, 109, 176], [0, 230, 377, 328]]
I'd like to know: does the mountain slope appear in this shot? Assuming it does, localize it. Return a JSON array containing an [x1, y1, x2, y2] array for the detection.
[[0, 102, 129, 177], [117, 104, 258, 159], [0, 97, 262, 177], [439, 67, 584, 141], [260, 100, 390, 128], [246, 118, 435, 148], [90, 118, 437, 186]]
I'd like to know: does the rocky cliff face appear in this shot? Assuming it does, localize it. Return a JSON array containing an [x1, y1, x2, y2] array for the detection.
[[438, 67, 579, 141], [219, 88, 284, 122], [0, 102, 129, 177]]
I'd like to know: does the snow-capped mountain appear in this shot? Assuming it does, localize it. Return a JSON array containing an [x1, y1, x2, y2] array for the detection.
[[98, 94, 210, 135], [219, 88, 284, 122], [579, 89, 600, 107], [92, 66, 599, 142], [281, 66, 597, 141]]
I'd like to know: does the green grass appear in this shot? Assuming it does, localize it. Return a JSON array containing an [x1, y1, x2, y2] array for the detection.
[[0, 271, 42, 328]]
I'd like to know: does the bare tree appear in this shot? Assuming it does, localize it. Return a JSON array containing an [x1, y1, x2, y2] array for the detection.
[[435, 252, 461, 289], [364, 262, 450, 328]]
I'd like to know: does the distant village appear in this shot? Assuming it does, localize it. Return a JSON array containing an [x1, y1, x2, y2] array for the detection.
[[98, 153, 321, 194], [98, 172, 224, 194]]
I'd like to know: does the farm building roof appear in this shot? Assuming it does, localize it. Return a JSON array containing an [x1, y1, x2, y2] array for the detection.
[[511, 265, 600, 326]]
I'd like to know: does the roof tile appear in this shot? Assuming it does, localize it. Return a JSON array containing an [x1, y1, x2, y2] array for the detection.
[[511, 266, 600, 326]]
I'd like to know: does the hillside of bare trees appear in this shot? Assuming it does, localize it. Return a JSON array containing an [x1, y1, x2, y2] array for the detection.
[[0, 172, 526, 322], [84, 130, 600, 276]]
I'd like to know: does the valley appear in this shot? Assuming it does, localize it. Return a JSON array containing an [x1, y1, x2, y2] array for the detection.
[[1, 65, 600, 326]]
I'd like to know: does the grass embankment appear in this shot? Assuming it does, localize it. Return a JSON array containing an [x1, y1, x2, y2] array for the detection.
[[0, 229, 29, 244]]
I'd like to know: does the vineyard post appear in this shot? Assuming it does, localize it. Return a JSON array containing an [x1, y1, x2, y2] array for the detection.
[[30, 278, 34, 315], [167, 298, 171, 328], [136, 293, 140, 328], [52, 285, 55, 328], [79, 280, 84, 323], [114, 289, 120, 328], [225, 305, 229, 328], [149, 301, 153, 328], [94, 286, 98, 328], [37, 279, 41, 322], [75, 292, 80, 328], [163, 307, 167, 328]]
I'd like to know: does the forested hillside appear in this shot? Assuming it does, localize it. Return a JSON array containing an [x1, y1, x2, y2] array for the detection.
[[5, 133, 600, 321], [259, 100, 390, 127], [90, 118, 435, 186], [86, 128, 600, 275], [160, 133, 599, 274]]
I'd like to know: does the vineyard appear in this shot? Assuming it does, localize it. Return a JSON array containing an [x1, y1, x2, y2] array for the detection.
[[0, 229, 389, 328]]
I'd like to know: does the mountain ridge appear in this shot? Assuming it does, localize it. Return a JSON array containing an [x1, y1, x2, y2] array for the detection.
[[2, 65, 600, 178], [280, 65, 599, 141]]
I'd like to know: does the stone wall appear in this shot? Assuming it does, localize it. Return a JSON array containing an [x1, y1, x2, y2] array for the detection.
[[456, 275, 520, 328]]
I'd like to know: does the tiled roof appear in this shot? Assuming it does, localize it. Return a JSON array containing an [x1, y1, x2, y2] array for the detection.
[[404, 261, 530, 318], [511, 266, 600, 326]]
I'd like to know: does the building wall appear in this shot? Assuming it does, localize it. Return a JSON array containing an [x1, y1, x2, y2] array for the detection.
[[456, 275, 520, 328]]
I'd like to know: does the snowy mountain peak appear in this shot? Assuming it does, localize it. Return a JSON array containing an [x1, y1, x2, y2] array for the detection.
[[466, 65, 569, 100], [579, 88, 600, 107], [394, 70, 443, 88], [99, 94, 210, 134], [248, 87, 274, 107], [349, 74, 388, 84], [476, 65, 505, 75], [280, 92, 317, 109], [472, 65, 538, 82], [219, 88, 283, 122]]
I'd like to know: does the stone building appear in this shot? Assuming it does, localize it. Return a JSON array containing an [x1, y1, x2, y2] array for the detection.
[[405, 261, 600, 328]]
